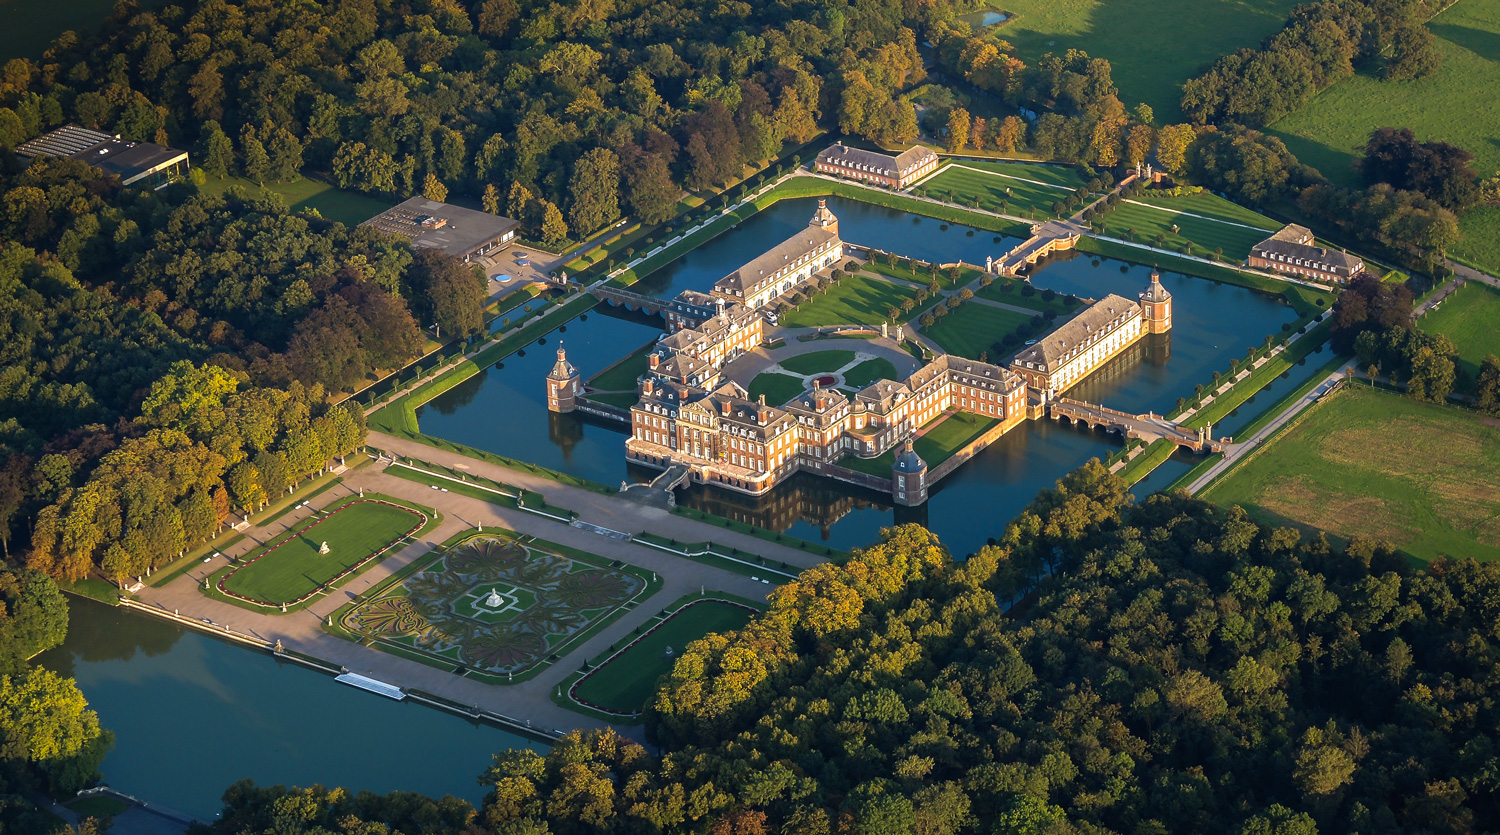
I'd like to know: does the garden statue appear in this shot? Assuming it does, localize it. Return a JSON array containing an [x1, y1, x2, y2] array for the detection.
[[486, 588, 505, 608], [664, 646, 675, 658], [319, 541, 330, 554]]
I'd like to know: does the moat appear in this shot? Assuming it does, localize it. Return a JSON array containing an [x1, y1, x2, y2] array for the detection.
[[418, 196, 1324, 557]]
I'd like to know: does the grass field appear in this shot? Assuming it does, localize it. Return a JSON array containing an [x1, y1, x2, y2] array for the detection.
[[782, 274, 916, 327], [1453, 207, 1500, 275], [1136, 192, 1285, 232], [571, 599, 757, 714], [1205, 386, 1500, 563], [992, 0, 1302, 122], [975, 280, 1077, 314], [747, 372, 808, 406], [952, 159, 1089, 190], [588, 340, 658, 391], [922, 303, 1032, 360], [780, 350, 857, 375], [220, 499, 425, 605], [1419, 280, 1500, 388], [844, 358, 900, 388], [1267, 0, 1500, 187], [65, 796, 131, 819], [924, 165, 1079, 217], [1096, 200, 1276, 260], [201, 175, 394, 226], [839, 411, 1001, 476]]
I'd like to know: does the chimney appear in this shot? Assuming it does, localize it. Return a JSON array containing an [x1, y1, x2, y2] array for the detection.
[[720, 400, 731, 416], [759, 394, 767, 406], [649, 353, 660, 369], [642, 378, 654, 396]]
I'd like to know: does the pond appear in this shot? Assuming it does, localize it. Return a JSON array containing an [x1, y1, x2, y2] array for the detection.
[[957, 9, 1009, 27], [416, 195, 1305, 557], [38, 598, 543, 821]]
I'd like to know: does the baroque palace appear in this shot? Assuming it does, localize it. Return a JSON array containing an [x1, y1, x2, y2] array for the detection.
[[548, 200, 1172, 506]]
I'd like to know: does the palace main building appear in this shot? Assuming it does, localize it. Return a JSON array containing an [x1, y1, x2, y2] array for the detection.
[[815, 144, 940, 189], [548, 202, 1173, 505]]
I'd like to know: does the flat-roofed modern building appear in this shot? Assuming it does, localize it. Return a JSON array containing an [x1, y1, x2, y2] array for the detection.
[[361, 197, 521, 262], [16, 125, 189, 189], [815, 143, 939, 189]]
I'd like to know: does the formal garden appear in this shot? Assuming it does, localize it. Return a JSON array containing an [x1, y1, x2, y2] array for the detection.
[[563, 595, 761, 718], [1204, 385, 1500, 563], [335, 531, 659, 681], [745, 350, 905, 405], [213, 496, 435, 610], [921, 163, 1087, 218]]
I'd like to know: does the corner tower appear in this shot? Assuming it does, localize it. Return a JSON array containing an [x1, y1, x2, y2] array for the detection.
[[1140, 268, 1172, 334], [891, 438, 928, 506], [809, 198, 839, 237], [546, 343, 580, 413]]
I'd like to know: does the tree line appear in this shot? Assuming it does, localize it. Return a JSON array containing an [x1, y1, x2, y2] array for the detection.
[[194, 462, 1500, 835]]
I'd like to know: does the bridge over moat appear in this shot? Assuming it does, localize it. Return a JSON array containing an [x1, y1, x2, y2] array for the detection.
[[1048, 397, 1224, 453], [590, 285, 674, 316]]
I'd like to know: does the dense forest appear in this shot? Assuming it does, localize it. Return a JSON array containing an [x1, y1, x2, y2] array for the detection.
[[198, 466, 1500, 834]]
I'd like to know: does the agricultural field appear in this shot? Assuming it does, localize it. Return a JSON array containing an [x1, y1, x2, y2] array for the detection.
[[569, 598, 757, 715], [991, 0, 1302, 122], [1204, 386, 1500, 563], [200, 175, 395, 226], [1095, 200, 1276, 260], [921, 302, 1031, 360], [1267, 0, 1500, 187], [840, 411, 1001, 476], [923, 164, 1080, 217], [218, 498, 428, 607], [782, 274, 917, 327], [1418, 281, 1500, 389]]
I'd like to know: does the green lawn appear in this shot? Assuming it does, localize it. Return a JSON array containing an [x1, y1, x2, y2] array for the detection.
[[1096, 200, 1275, 260], [572, 599, 757, 714], [974, 279, 1077, 314], [1135, 192, 1284, 232], [1419, 281, 1500, 389], [65, 796, 131, 819], [201, 175, 394, 226], [588, 340, 658, 391], [587, 391, 643, 408], [923, 165, 1078, 217], [747, 372, 808, 406], [1453, 207, 1500, 276], [782, 275, 916, 327], [220, 498, 425, 605], [1204, 386, 1500, 563], [922, 303, 1032, 360], [779, 350, 857, 375], [843, 358, 900, 388], [1267, 0, 1500, 187], [839, 411, 1001, 476], [950, 159, 1089, 190], [993, 0, 1302, 122]]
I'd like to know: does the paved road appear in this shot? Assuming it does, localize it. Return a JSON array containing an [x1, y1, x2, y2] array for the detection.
[[1185, 367, 1348, 494], [137, 462, 804, 739], [1446, 259, 1500, 291]]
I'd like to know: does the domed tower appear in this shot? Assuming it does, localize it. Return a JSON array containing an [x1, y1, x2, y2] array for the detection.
[[891, 438, 928, 507], [1140, 268, 1173, 334], [546, 343, 580, 413], [809, 198, 839, 236]]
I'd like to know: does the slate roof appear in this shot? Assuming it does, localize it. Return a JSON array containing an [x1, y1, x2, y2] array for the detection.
[[715, 226, 839, 296], [817, 143, 938, 177], [1012, 294, 1142, 370]]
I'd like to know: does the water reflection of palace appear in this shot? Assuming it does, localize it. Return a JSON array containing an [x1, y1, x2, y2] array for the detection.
[[662, 469, 893, 541]]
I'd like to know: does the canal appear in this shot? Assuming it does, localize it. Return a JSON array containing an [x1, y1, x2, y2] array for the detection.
[[38, 597, 542, 821], [415, 193, 1310, 557]]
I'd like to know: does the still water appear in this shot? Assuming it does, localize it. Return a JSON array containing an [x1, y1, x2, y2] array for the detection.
[[38, 598, 541, 821], [417, 195, 1307, 556]]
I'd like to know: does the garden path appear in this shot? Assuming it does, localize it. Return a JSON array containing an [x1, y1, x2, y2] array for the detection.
[[135, 461, 812, 738], [722, 328, 921, 386]]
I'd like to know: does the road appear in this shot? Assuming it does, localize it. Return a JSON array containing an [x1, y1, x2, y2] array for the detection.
[[1185, 367, 1348, 494]]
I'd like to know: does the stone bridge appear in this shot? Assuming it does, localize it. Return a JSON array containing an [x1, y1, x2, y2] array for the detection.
[[989, 220, 1084, 276], [1048, 397, 1224, 453], [590, 285, 673, 316]]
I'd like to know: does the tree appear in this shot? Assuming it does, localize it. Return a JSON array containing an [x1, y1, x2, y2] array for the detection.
[[1406, 344, 1455, 401], [1156, 124, 1196, 174], [507, 181, 535, 222], [623, 152, 679, 225], [1385, 24, 1443, 80], [568, 148, 620, 236], [477, 0, 519, 37], [240, 127, 270, 184], [1125, 124, 1155, 168], [540, 201, 569, 247], [262, 124, 303, 182], [0, 668, 113, 794], [0, 569, 68, 674], [946, 107, 971, 153], [198, 121, 235, 179], [482, 183, 502, 214], [993, 116, 1025, 154], [409, 249, 486, 338], [422, 173, 448, 201]]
